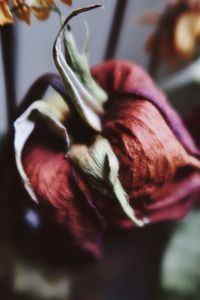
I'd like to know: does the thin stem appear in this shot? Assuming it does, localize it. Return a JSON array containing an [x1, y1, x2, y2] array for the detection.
[[104, 0, 128, 60], [0, 25, 16, 130], [52, 4, 63, 23]]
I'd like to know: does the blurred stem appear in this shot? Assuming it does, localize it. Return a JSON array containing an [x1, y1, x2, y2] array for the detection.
[[104, 0, 128, 60], [0, 25, 16, 131], [148, 36, 161, 79], [52, 4, 63, 23]]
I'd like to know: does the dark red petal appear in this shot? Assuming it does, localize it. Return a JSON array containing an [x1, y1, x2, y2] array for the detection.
[[92, 60, 200, 157], [92, 60, 200, 223], [22, 125, 104, 255]]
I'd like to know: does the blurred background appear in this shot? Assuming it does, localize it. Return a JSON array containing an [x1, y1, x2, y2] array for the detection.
[[1, 0, 200, 299]]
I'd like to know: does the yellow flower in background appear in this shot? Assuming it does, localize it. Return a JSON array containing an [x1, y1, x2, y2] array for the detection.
[[0, 0, 72, 25], [30, 0, 54, 20], [31, 7, 50, 20], [174, 9, 200, 59], [0, 0, 13, 25], [13, 0, 31, 24], [143, 0, 200, 73]]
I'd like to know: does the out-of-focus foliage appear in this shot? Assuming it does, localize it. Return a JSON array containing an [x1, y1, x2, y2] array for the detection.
[[160, 209, 200, 300]]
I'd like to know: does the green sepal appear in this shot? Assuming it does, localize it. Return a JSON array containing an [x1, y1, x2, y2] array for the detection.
[[68, 135, 145, 226], [53, 5, 107, 132], [14, 94, 70, 204], [64, 23, 108, 106]]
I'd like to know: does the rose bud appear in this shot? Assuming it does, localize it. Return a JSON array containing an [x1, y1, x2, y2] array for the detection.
[[14, 6, 200, 257]]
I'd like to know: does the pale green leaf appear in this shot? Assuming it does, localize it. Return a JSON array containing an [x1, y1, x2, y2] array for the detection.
[[160, 209, 200, 299], [14, 94, 69, 203], [64, 23, 108, 106], [53, 5, 106, 132], [68, 135, 145, 226]]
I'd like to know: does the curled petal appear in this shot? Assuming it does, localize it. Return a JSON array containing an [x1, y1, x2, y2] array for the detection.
[[29, 0, 54, 20], [31, 7, 50, 20], [92, 60, 199, 156], [22, 128, 104, 255], [15, 92, 104, 255], [0, 1, 13, 25], [14, 94, 70, 202], [13, 0, 31, 24]]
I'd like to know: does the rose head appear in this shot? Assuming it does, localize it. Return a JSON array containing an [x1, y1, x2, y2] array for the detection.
[[93, 61, 200, 222], [13, 4, 200, 257], [17, 60, 200, 256]]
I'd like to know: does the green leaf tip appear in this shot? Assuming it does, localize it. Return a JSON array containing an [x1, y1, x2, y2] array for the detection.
[[53, 5, 108, 133], [64, 22, 108, 106]]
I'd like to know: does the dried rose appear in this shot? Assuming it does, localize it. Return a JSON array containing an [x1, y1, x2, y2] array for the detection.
[[14, 60, 200, 255], [14, 7, 200, 256]]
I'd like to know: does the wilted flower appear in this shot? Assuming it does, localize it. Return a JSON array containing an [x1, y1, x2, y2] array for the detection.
[[145, 0, 200, 74], [14, 60, 200, 256], [14, 7, 200, 256]]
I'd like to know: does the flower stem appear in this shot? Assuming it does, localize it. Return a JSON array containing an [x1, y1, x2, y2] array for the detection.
[[0, 25, 16, 130]]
